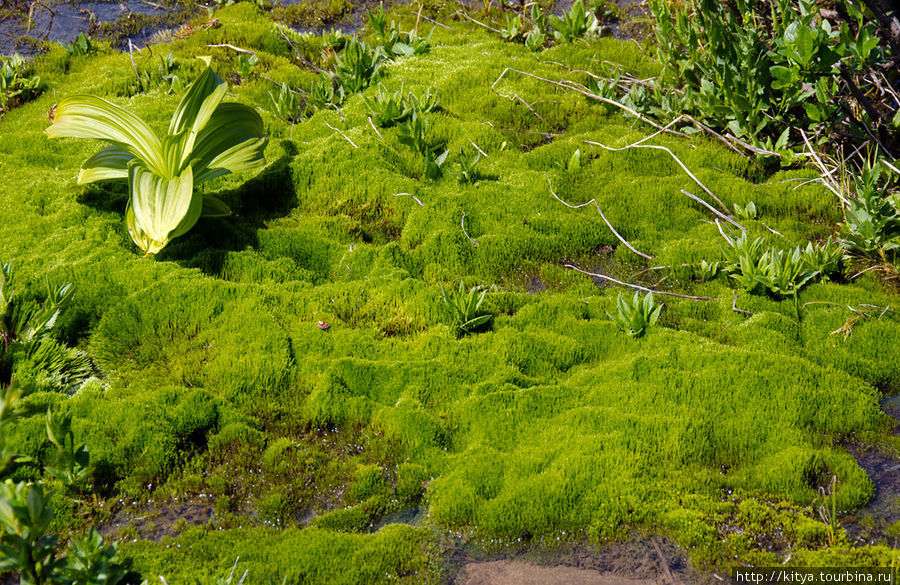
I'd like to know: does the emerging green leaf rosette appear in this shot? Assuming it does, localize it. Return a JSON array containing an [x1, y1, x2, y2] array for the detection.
[[45, 57, 267, 256]]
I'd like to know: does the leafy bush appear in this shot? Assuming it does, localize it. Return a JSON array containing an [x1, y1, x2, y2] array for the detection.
[[62, 33, 94, 57], [607, 292, 662, 338], [363, 85, 410, 127], [397, 112, 448, 180], [0, 390, 128, 585], [45, 58, 267, 256], [334, 39, 382, 94], [236, 53, 258, 80], [648, 0, 898, 154], [0, 54, 40, 115], [841, 161, 900, 257], [269, 82, 300, 122], [455, 147, 482, 184], [368, 7, 432, 57]]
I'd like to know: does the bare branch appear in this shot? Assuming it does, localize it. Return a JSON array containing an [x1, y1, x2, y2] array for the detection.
[[584, 138, 728, 209], [680, 189, 745, 231], [492, 68, 685, 136], [323, 120, 358, 149], [393, 192, 424, 207], [565, 264, 718, 301], [548, 178, 653, 260], [461, 212, 479, 247]]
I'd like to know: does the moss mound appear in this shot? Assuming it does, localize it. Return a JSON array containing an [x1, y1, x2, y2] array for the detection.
[[2, 3, 899, 581]]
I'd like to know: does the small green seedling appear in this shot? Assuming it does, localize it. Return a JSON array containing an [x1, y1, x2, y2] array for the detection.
[[607, 292, 662, 338], [456, 147, 482, 184], [269, 82, 299, 122], [440, 281, 492, 337], [237, 53, 259, 79], [45, 408, 91, 493]]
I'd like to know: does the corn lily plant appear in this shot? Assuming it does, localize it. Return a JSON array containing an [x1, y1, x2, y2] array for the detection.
[[45, 57, 267, 255]]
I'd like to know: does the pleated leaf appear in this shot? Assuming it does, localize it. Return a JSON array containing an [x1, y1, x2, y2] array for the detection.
[[45, 95, 165, 176], [77, 145, 133, 184], [191, 103, 268, 183], [128, 160, 195, 252], [201, 195, 233, 218], [167, 60, 228, 169]]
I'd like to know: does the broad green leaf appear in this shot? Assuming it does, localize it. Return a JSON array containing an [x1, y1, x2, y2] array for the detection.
[[200, 194, 232, 218], [167, 61, 228, 167], [128, 161, 195, 253], [125, 200, 154, 254], [191, 103, 267, 183], [77, 145, 133, 184], [44, 95, 165, 176]]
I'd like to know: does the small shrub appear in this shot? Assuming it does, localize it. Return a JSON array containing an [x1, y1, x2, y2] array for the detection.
[[62, 33, 94, 57], [0, 53, 40, 115]]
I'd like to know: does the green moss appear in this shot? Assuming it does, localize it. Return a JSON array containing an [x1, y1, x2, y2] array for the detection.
[[1, 3, 899, 579], [125, 524, 441, 583]]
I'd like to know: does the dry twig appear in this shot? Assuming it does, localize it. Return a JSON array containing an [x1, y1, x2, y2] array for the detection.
[[548, 179, 653, 260], [565, 264, 718, 301], [323, 120, 358, 148], [461, 212, 479, 247]]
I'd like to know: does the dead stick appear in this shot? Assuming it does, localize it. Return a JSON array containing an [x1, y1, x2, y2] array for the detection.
[[493, 68, 685, 136], [128, 40, 144, 94], [548, 178, 653, 260], [680, 189, 745, 231], [393, 192, 424, 207], [461, 212, 479, 247], [206, 43, 255, 54], [368, 116, 384, 140], [323, 120, 358, 148], [565, 265, 718, 301], [468, 139, 487, 157], [415, 11, 454, 29], [584, 139, 728, 209], [461, 11, 502, 34], [732, 293, 753, 316]]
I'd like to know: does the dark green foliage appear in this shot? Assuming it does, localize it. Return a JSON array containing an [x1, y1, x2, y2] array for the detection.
[[62, 528, 130, 585], [841, 162, 900, 257], [62, 33, 95, 58], [0, 479, 62, 585], [1, 54, 41, 116], [648, 0, 899, 155]]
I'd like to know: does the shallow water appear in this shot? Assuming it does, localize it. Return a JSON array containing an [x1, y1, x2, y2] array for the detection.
[[0, 0, 168, 56], [1, 0, 645, 57]]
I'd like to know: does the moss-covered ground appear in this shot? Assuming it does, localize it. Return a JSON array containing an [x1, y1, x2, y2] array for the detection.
[[2, 3, 900, 582]]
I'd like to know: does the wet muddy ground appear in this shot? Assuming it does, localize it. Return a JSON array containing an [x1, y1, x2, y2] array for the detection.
[[843, 394, 900, 545], [449, 537, 719, 585]]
